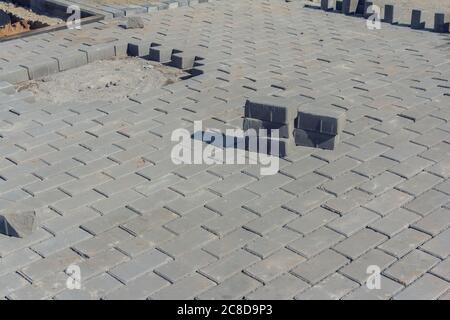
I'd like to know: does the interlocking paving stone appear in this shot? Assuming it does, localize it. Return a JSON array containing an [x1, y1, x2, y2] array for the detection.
[[0, 272, 28, 299], [108, 249, 172, 284], [369, 208, 421, 237], [283, 189, 333, 215], [199, 249, 259, 283], [286, 207, 339, 236], [291, 249, 349, 285], [157, 227, 216, 258], [151, 273, 216, 300], [247, 273, 309, 300], [327, 207, 380, 237], [378, 228, 431, 258], [340, 248, 397, 285], [197, 272, 261, 300], [430, 258, 450, 282], [333, 228, 388, 260], [412, 207, 450, 236], [287, 227, 345, 259], [55, 273, 122, 300], [388, 156, 434, 179], [363, 189, 413, 216], [403, 189, 449, 216], [384, 250, 440, 286], [105, 272, 169, 300], [393, 274, 449, 300], [420, 229, 450, 259], [295, 273, 359, 300], [343, 275, 404, 300], [243, 207, 297, 237], [245, 248, 305, 284]]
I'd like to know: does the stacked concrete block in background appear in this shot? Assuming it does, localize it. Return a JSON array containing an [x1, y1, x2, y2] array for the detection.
[[383, 4, 399, 24], [294, 106, 346, 150], [411, 9, 425, 30], [434, 13, 450, 33]]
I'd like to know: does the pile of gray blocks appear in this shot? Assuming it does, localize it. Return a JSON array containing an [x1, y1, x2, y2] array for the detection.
[[244, 97, 297, 157], [316, 0, 450, 33], [243, 96, 346, 156], [294, 106, 345, 150]]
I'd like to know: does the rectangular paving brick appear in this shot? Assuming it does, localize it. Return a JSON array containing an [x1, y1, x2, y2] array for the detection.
[[283, 189, 333, 215], [157, 227, 216, 258], [340, 248, 397, 285], [412, 207, 450, 236], [343, 275, 403, 300], [243, 207, 296, 236], [333, 228, 388, 260], [247, 273, 309, 300], [109, 249, 172, 284], [384, 250, 440, 286], [291, 249, 349, 285], [245, 248, 305, 284], [403, 189, 449, 216], [393, 274, 449, 300], [200, 249, 259, 283], [431, 258, 450, 282], [378, 228, 431, 258], [420, 229, 450, 259], [327, 207, 380, 237], [197, 272, 261, 300], [315, 157, 360, 180], [369, 208, 421, 237], [363, 189, 413, 216], [287, 227, 345, 258], [106, 272, 169, 300], [151, 273, 215, 300], [322, 172, 367, 196], [286, 207, 339, 236]]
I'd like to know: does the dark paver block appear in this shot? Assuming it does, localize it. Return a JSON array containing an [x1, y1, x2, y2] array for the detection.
[[294, 128, 339, 150], [0, 211, 37, 238], [244, 96, 298, 124], [296, 106, 346, 135], [243, 118, 290, 138], [411, 10, 425, 30], [383, 5, 398, 24], [434, 13, 450, 33]]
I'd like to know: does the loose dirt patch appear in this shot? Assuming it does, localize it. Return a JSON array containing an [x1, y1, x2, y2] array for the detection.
[[16, 57, 187, 104], [0, 1, 63, 37]]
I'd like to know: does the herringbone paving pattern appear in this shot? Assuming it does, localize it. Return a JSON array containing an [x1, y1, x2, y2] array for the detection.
[[0, 0, 449, 299]]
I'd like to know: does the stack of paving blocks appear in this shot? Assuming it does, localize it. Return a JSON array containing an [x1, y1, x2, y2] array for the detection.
[[243, 96, 297, 157], [316, 0, 450, 33], [243, 96, 346, 156], [294, 106, 345, 150]]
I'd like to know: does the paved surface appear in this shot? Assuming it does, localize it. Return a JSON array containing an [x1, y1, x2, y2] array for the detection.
[[0, 0, 450, 300]]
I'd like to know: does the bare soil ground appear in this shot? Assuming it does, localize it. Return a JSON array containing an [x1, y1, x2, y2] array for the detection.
[[16, 57, 187, 104], [0, 1, 63, 25], [0, 1, 63, 37]]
